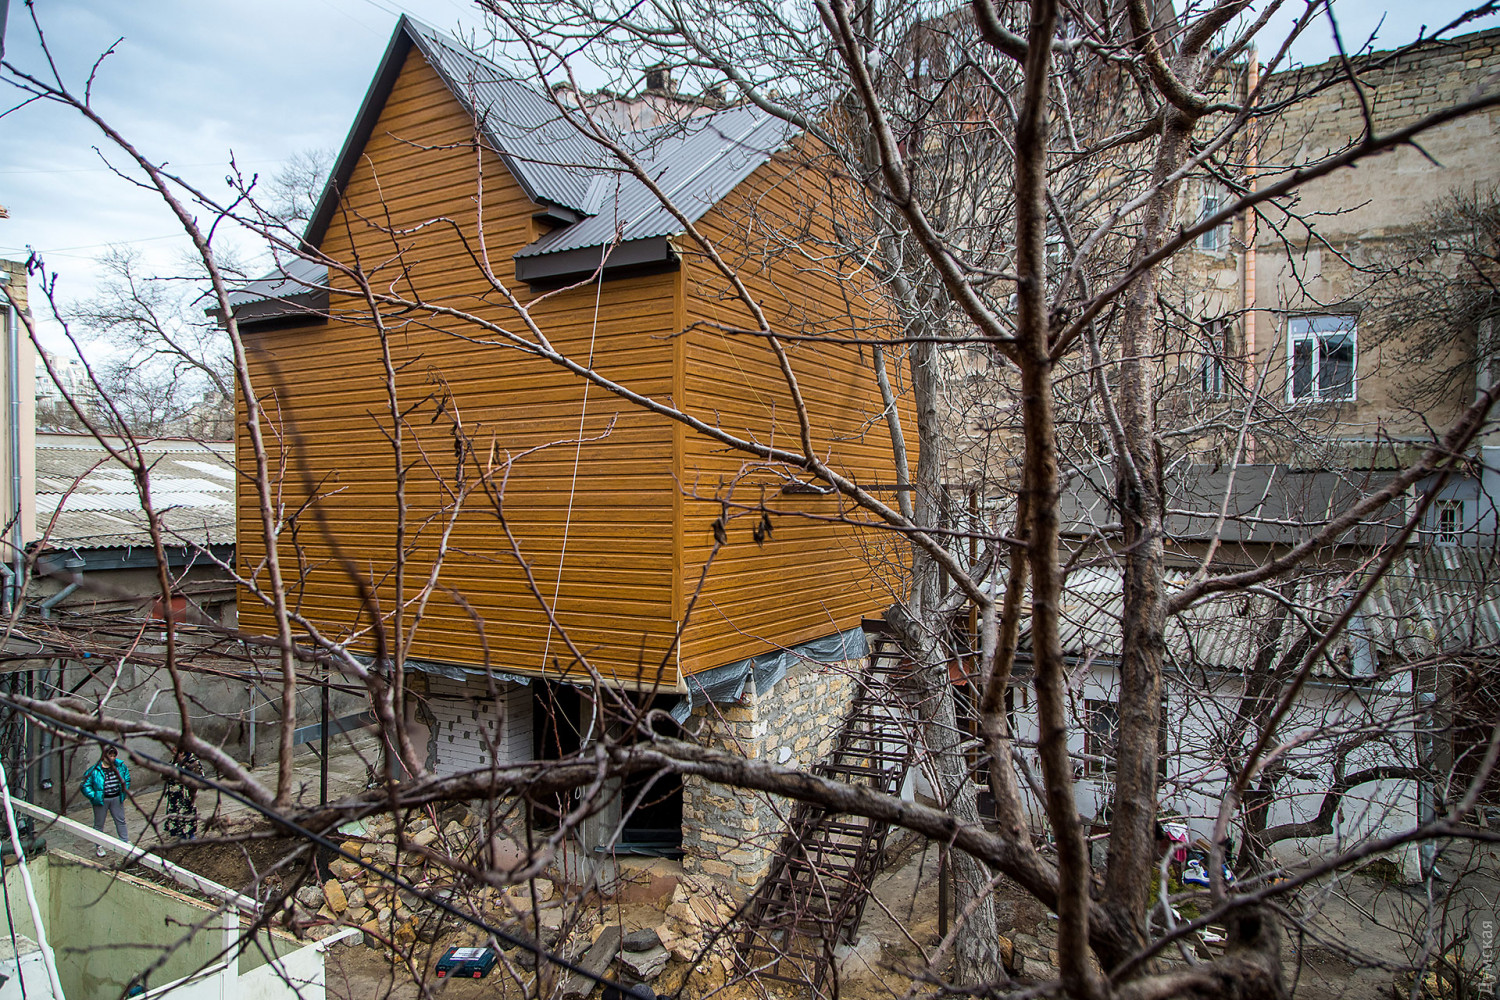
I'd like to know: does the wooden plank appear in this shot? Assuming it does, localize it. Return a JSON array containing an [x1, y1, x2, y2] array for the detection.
[[236, 44, 680, 688], [673, 152, 909, 673]]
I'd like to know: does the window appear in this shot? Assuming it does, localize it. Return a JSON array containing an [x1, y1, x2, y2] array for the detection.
[[1198, 318, 1231, 396], [1201, 353, 1226, 396], [1436, 499, 1464, 545], [1288, 314, 1356, 401], [1045, 235, 1066, 272], [1196, 190, 1229, 251], [1083, 699, 1170, 778], [1083, 699, 1119, 775]]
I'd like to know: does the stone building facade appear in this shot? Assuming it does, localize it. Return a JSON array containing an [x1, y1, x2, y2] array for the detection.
[[680, 655, 860, 887], [1254, 27, 1500, 449]]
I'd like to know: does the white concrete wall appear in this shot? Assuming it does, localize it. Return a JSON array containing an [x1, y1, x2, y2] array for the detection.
[[238, 937, 329, 1000], [1, 259, 36, 550], [1007, 661, 1422, 878], [0, 852, 333, 1000], [0, 948, 56, 1000]]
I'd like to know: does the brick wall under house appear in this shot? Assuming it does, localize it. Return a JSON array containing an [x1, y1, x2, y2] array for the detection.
[[680, 654, 860, 888], [422, 674, 533, 777]]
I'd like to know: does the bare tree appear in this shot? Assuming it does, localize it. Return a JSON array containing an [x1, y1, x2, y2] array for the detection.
[[3, 4, 1500, 1000]]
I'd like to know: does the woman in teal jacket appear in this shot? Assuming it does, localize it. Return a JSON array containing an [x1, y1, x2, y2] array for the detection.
[[81, 745, 131, 856]]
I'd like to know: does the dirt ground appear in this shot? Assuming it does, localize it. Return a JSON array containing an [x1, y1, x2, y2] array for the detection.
[[154, 832, 327, 889], [138, 820, 1494, 1000]]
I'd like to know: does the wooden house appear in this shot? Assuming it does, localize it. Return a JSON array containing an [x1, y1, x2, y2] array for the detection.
[[229, 17, 906, 843]]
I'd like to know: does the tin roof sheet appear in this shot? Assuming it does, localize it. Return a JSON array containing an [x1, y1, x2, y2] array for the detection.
[[514, 107, 794, 258], [1024, 552, 1500, 678], [404, 19, 610, 213], [224, 255, 327, 309], [34, 434, 235, 551]]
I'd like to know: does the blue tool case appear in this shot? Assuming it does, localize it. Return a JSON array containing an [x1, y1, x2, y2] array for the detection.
[[435, 946, 498, 978]]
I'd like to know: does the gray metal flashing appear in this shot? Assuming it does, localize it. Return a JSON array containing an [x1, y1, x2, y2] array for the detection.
[[227, 290, 328, 327], [301, 19, 418, 253], [33, 543, 234, 576], [513, 236, 675, 286], [532, 205, 583, 228]]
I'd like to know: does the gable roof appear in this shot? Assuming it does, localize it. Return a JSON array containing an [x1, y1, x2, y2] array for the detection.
[[291, 16, 795, 291]]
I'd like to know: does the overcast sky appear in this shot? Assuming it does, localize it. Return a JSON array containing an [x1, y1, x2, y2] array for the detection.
[[2, 0, 1497, 351]]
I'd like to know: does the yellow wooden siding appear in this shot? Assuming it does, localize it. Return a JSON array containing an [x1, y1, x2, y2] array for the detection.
[[236, 46, 682, 688], [676, 155, 910, 674]]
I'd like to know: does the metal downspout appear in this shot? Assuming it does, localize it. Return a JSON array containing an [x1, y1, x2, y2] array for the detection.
[[37, 582, 78, 619], [5, 286, 21, 613]]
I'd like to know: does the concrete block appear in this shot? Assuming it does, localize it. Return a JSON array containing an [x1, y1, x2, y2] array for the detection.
[[618, 944, 669, 980], [563, 925, 621, 1000], [833, 933, 881, 980]]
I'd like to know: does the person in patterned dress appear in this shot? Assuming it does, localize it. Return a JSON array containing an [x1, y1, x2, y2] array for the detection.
[[162, 746, 204, 840]]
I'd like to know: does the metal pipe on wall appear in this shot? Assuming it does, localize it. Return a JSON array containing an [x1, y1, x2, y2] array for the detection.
[[247, 684, 257, 769], [37, 659, 57, 792], [320, 676, 330, 804], [5, 282, 22, 613], [0, 759, 65, 999]]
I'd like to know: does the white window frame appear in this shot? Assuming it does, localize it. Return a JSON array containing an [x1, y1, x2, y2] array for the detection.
[[1435, 498, 1464, 545], [1198, 317, 1230, 397], [1045, 235, 1066, 271], [1082, 699, 1118, 776], [1201, 352, 1226, 396], [1286, 314, 1358, 403], [1196, 189, 1230, 252]]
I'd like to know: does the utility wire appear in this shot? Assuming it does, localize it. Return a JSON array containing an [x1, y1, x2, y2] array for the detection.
[[0, 702, 663, 1000], [0, 856, 29, 1000]]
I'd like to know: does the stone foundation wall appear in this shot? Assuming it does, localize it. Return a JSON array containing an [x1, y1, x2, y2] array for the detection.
[[680, 655, 860, 888]]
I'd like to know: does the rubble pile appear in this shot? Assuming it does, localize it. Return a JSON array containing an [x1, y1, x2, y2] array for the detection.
[[277, 807, 744, 996]]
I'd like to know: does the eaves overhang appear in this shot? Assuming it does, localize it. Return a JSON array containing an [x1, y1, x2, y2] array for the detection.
[[513, 235, 677, 288], [34, 542, 235, 576]]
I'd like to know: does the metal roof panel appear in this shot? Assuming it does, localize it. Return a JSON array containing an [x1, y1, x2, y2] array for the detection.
[[515, 108, 794, 260], [34, 434, 235, 552]]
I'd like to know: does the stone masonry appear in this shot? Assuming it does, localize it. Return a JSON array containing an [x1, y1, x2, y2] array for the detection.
[[679, 655, 860, 887]]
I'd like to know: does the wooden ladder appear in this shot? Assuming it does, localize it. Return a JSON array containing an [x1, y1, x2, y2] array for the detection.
[[735, 637, 914, 996]]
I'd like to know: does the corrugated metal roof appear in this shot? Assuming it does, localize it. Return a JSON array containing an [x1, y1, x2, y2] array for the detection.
[[1046, 568, 1269, 674], [514, 107, 795, 258], [224, 255, 327, 309], [1362, 546, 1500, 655], [1025, 554, 1500, 678], [34, 434, 235, 551], [404, 19, 609, 213], [1062, 463, 1410, 546]]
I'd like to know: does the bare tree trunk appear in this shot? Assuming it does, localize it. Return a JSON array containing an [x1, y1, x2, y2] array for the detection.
[[885, 318, 1005, 987], [902, 613, 1005, 986], [1102, 111, 1195, 956], [1009, 3, 1103, 995]]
